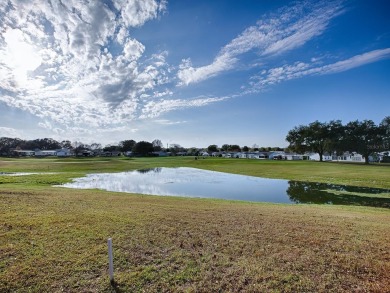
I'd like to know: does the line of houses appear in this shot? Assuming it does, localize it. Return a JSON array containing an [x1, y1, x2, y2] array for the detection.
[[6, 148, 390, 163], [10, 148, 121, 157], [205, 150, 389, 163]]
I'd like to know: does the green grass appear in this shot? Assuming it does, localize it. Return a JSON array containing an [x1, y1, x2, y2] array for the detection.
[[1, 157, 389, 292], [1, 156, 390, 188]]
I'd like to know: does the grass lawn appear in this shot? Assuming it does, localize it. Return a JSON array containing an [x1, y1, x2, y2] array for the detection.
[[1, 157, 389, 292]]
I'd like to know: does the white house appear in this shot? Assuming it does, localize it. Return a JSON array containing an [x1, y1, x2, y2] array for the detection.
[[56, 148, 72, 157], [152, 151, 168, 157], [35, 150, 57, 157], [13, 150, 35, 156], [268, 151, 286, 160], [336, 152, 364, 162], [308, 153, 332, 161], [377, 151, 390, 162], [285, 153, 307, 160], [254, 152, 269, 159], [239, 152, 248, 159]]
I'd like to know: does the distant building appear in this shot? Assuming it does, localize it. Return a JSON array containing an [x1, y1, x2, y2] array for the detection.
[[56, 148, 72, 157]]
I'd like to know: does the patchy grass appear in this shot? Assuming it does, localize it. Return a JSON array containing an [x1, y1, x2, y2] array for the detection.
[[1, 157, 390, 291], [1, 187, 389, 292]]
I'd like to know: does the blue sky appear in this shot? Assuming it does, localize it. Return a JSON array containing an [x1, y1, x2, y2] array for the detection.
[[0, 0, 389, 148]]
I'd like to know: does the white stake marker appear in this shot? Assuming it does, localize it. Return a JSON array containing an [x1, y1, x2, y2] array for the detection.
[[108, 238, 114, 283]]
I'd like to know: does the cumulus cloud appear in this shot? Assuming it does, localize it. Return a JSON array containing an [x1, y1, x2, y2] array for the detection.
[[116, 0, 167, 27], [0, 0, 172, 131], [177, 0, 344, 86]]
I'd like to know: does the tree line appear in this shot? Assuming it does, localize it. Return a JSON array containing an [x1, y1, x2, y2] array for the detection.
[[286, 117, 390, 164], [0, 136, 284, 158], [1, 116, 388, 162], [0, 138, 165, 157]]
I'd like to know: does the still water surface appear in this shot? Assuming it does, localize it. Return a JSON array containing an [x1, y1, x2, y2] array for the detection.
[[60, 167, 390, 208]]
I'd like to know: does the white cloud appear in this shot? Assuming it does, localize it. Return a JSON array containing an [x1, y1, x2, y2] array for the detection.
[[319, 48, 390, 74], [0, 127, 22, 138], [177, 54, 237, 86], [115, 0, 167, 27], [0, 0, 388, 139], [123, 38, 145, 61], [0, 0, 173, 130], [248, 48, 390, 91], [177, 1, 344, 86], [261, 2, 344, 56], [140, 96, 229, 118], [154, 119, 187, 125]]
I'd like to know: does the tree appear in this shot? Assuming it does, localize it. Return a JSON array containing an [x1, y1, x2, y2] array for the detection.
[[60, 140, 73, 149], [207, 145, 218, 152], [88, 143, 102, 155], [132, 141, 154, 156], [187, 147, 199, 156], [343, 120, 382, 164], [229, 145, 241, 152], [221, 144, 229, 151], [286, 125, 309, 154], [72, 141, 85, 155], [152, 139, 163, 151], [380, 116, 390, 150], [242, 146, 249, 152], [90, 143, 102, 151], [169, 144, 184, 155], [36, 138, 61, 150], [119, 140, 136, 152], [286, 120, 342, 162], [60, 140, 73, 150], [0, 137, 22, 155], [103, 144, 120, 152], [21, 138, 60, 150]]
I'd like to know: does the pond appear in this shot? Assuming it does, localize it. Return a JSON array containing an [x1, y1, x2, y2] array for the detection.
[[59, 167, 390, 208]]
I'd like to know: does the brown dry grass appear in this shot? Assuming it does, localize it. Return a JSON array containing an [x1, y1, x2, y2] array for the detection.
[[1, 186, 389, 292]]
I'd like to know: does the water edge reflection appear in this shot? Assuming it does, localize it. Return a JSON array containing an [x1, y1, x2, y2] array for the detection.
[[58, 167, 390, 208], [287, 181, 390, 208]]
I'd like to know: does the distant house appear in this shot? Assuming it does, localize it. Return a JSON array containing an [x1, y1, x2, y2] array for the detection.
[[238, 152, 247, 159], [56, 148, 72, 157], [77, 150, 95, 157], [336, 152, 364, 162], [246, 153, 256, 159], [152, 151, 168, 157], [268, 151, 286, 160], [35, 150, 57, 157], [284, 153, 308, 160], [307, 152, 364, 162], [308, 153, 332, 161], [376, 151, 390, 163], [260, 152, 270, 159], [12, 150, 35, 157], [102, 151, 121, 157]]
